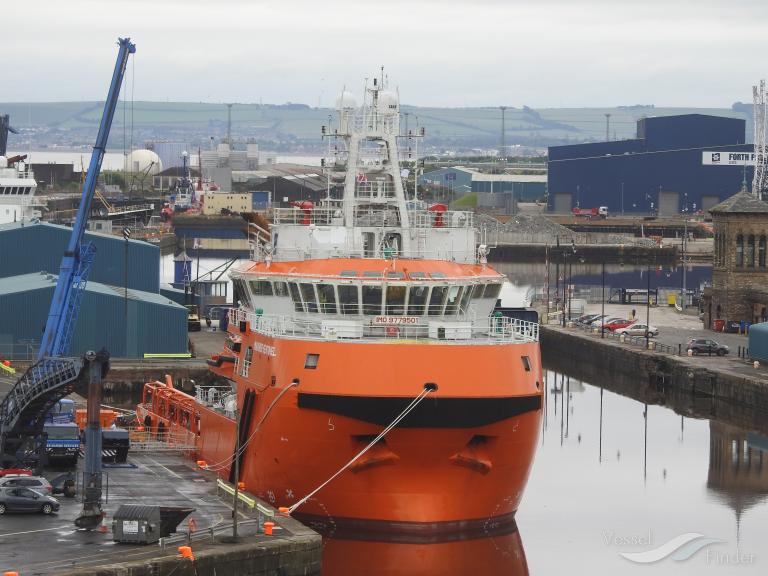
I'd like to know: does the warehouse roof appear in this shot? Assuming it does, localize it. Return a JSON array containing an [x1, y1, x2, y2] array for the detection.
[[709, 188, 768, 214], [0, 220, 152, 249], [0, 272, 184, 308]]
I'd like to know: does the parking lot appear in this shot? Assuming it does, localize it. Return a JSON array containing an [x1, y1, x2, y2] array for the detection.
[[0, 453, 254, 575]]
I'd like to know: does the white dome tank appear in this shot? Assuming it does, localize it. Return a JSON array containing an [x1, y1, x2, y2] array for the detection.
[[377, 90, 399, 115], [124, 149, 163, 175], [336, 91, 359, 110]]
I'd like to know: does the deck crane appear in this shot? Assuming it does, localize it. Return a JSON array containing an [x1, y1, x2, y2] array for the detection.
[[0, 38, 136, 530]]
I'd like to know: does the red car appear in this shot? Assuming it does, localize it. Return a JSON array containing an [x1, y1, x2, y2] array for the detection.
[[604, 319, 635, 331], [0, 468, 33, 477]]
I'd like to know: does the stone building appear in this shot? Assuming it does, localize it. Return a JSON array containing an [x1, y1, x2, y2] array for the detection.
[[704, 187, 768, 328]]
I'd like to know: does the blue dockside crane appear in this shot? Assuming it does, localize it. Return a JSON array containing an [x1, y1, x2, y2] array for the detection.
[[0, 38, 135, 530]]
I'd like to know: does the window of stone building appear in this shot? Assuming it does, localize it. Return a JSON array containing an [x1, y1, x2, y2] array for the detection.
[[736, 235, 744, 267], [760, 236, 767, 268], [747, 235, 756, 267]]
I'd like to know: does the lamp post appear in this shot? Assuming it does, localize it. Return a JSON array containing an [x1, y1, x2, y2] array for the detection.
[[601, 261, 606, 338], [646, 263, 652, 349], [123, 227, 131, 326]]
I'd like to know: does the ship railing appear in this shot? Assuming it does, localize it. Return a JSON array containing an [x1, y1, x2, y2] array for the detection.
[[271, 207, 474, 229], [228, 309, 538, 344], [355, 181, 396, 199]]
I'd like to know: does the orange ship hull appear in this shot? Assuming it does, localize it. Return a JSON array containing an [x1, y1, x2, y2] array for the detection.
[[193, 326, 543, 529]]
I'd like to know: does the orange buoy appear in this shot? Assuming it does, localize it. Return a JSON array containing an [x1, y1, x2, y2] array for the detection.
[[278, 507, 290, 514], [237, 482, 245, 491], [385, 325, 399, 337], [196, 460, 207, 468], [178, 546, 195, 560], [5, 572, 20, 576], [2, 360, 11, 367], [263, 521, 274, 536]]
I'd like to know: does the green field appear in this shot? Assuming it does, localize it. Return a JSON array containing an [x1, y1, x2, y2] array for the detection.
[[0, 101, 751, 146]]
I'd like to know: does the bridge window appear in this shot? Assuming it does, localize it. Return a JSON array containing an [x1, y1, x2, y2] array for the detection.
[[300, 283, 318, 313], [747, 235, 755, 268], [338, 284, 360, 315], [385, 285, 406, 315], [459, 285, 473, 312], [736, 235, 744, 267], [233, 278, 249, 307], [483, 283, 502, 301], [428, 286, 448, 315], [471, 284, 485, 299], [362, 285, 383, 315], [317, 284, 337, 314], [407, 285, 429, 315], [760, 236, 766, 268], [24, 187, 31, 195], [249, 280, 273, 296], [273, 281, 289, 297], [445, 286, 463, 315], [289, 282, 304, 312]]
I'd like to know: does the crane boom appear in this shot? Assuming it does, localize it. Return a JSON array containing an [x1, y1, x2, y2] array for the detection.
[[38, 38, 136, 361]]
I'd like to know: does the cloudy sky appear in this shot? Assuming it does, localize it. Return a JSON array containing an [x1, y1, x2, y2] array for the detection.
[[4, 0, 767, 108]]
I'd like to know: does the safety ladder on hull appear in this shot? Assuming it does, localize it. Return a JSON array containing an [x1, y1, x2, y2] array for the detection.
[[0, 357, 85, 465]]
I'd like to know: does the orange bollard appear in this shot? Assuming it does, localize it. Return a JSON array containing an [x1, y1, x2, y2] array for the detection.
[[178, 546, 195, 561], [278, 507, 290, 515], [263, 521, 274, 536]]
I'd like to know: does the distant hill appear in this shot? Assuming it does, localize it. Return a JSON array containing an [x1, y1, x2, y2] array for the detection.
[[0, 101, 753, 150]]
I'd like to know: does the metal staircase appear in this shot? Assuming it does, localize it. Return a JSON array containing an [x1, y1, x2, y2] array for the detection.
[[0, 357, 85, 466]]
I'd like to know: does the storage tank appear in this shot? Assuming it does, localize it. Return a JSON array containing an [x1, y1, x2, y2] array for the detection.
[[124, 149, 163, 175]]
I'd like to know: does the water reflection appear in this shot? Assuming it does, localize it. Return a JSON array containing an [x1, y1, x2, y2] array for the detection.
[[519, 368, 768, 574], [321, 521, 528, 576]]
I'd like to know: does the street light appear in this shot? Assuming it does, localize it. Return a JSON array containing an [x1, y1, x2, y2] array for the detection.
[[646, 263, 652, 349], [601, 261, 606, 338]]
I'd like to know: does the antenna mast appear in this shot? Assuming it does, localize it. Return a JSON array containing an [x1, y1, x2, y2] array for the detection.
[[752, 80, 767, 198]]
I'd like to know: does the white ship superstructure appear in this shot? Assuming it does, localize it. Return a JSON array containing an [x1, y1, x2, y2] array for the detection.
[[0, 156, 41, 224], [259, 77, 478, 264]]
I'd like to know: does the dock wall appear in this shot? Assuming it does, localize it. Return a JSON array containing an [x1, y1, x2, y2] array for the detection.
[[491, 244, 677, 264], [541, 325, 768, 433]]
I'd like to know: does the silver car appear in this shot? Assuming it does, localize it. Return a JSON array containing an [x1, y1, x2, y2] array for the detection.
[[0, 475, 53, 494]]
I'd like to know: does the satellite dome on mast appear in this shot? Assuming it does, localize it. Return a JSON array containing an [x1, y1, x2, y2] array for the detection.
[[377, 90, 399, 116], [336, 91, 359, 110], [124, 149, 163, 175]]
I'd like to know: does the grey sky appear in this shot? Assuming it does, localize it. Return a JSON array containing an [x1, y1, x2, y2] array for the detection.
[[4, 0, 767, 107]]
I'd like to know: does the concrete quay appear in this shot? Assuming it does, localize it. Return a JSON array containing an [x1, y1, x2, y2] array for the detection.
[[0, 453, 321, 576]]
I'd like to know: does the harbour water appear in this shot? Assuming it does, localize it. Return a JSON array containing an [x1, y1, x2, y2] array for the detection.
[[320, 368, 767, 575]]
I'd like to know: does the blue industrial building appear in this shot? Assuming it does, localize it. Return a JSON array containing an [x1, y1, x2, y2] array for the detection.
[[0, 221, 160, 292], [547, 114, 753, 215], [0, 221, 188, 359], [0, 273, 187, 359], [419, 166, 547, 201]]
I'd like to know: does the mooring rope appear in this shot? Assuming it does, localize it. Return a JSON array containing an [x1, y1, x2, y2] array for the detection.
[[287, 385, 435, 514], [203, 381, 299, 472]]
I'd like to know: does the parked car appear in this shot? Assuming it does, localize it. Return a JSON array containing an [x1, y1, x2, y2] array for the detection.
[[0, 487, 60, 515], [590, 316, 622, 327], [603, 319, 635, 331], [0, 475, 53, 494], [617, 323, 659, 337], [0, 468, 33, 478], [576, 314, 601, 325], [686, 338, 729, 356]]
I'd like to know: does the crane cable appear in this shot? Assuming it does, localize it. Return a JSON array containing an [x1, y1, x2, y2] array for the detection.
[[288, 385, 434, 514], [202, 381, 299, 472]]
